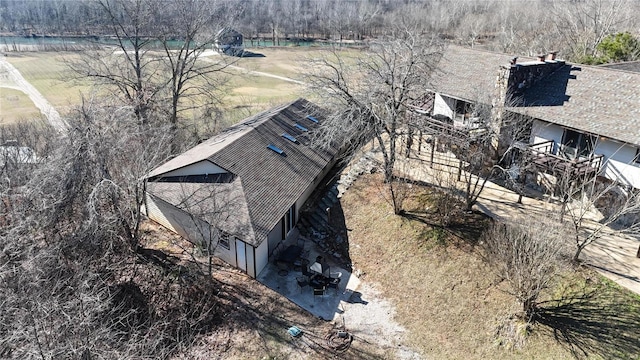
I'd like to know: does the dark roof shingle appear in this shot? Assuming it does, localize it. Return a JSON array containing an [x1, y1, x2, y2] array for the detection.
[[148, 98, 338, 246], [431, 45, 640, 145]]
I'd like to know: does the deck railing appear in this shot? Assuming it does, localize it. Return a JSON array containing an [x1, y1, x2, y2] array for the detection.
[[527, 140, 604, 177]]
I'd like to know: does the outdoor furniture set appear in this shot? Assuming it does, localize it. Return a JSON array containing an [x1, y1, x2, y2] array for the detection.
[[296, 255, 342, 299], [276, 246, 342, 299]]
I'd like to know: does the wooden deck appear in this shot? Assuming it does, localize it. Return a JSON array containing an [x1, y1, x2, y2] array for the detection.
[[526, 140, 603, 179]]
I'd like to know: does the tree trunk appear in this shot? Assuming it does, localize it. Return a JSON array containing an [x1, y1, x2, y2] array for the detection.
[[389, 181, 401, 215], [522, 297, 536, 321], [573, 242, 584, 263], [430, 137, 436, 168], [405, 127, 413, 158]]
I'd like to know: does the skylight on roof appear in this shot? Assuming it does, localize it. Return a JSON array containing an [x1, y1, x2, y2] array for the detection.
[[267, 144, 285, 155], [282, 133, 298, 143], [294, 123, 308, 132], [306, 115, 319, 123]]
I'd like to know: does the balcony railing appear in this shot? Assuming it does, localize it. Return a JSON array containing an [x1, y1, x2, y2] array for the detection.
[[526, 140, 603, 179]]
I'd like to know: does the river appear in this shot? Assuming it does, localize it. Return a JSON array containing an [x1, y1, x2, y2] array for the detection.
[[0, 35, 361, 51]]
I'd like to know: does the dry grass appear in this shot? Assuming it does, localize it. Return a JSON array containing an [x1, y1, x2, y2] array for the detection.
[[235, 47, 311, 79], [5, 52, 89, 115], [1, 47, 363, 126], [338, 173, 640, 359], [0, 87, 42, 124]]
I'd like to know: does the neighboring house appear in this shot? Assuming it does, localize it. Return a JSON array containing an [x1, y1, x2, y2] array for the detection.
[[213, 28, 244, 55], [145, 99, 340, 278], [0, 145, 37, 168], [428, 45, 640, 189]]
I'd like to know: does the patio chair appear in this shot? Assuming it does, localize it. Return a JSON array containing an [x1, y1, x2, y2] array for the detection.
[[296, 276, 309, 293], [297, 236, 306, 248], [301, 261, 313, 277], [313, 286, 325, 301], [327, 277, 341, 294]]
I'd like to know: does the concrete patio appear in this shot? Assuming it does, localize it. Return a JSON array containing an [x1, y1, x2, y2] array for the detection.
[[257, 233, 363, 321]]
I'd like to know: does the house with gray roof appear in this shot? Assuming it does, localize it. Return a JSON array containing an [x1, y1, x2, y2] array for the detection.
[[213, 28, 244, 55], [145, 99, 340, 277], [429, 45, 640, 189]]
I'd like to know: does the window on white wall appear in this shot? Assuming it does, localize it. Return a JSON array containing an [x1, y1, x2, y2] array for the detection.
[[219, 232, 230, 250], [561, 129, 596, 158]]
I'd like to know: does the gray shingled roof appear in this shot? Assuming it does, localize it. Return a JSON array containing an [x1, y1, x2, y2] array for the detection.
[[431, 45, 640, 146], [148, 179, 255, 242], [510, 63, 640, 145], [147, 98, 338, 246], [600, 61, 640, 73], [429, 45, 537, 103]]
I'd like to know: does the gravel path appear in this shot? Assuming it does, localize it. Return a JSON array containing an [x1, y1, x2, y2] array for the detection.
[[0, 55, 66, 131], [338, 283, 423, 359], [226, 64, 306, 85]]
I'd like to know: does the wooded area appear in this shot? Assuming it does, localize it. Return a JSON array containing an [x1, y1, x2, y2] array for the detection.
[[2, 0, 640, 63]]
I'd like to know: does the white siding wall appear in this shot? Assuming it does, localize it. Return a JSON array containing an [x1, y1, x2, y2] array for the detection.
[[254, 239, 269, 277], [161, 160, 226, 177], [530, 120, 640, 189], [530, 120, 563, 154], [596, 140, 640, 188], [267, 219, 283, 255], [433, 94, 455, 119], [145, 193, 179, 233], [244, 241, 256, 278], [145, 194, 237, 266]]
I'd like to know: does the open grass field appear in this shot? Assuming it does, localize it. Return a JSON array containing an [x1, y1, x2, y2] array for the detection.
[[4, 52, 89, 116], [220, 71, 303, 123], [2, 48, 325, 125], [235, 47, 312, 79], [1, 46, 363, 126], [0, 87, 42, 124], [338, 173, 640, 359]]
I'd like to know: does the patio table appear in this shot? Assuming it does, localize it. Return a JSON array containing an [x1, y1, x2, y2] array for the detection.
[[310, 261, 330, 276], [309, 274, 330, 288]]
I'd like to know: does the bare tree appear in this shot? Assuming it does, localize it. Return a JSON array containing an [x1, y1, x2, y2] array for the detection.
[[155, 0, 233, 149], [559, 174, 640, 262], [0, 99, 225, 358], [166, 179, 244, 276], [68, 0, 162, 124], [549, 0, 632, 62], [306, 26, 442, 214], [69, 0, 234, 151], [482, 218, 568, 320]]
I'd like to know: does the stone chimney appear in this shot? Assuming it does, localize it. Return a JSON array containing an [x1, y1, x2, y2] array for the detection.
[[537, 54, 546, 62], [546, 51, 557, 61]]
